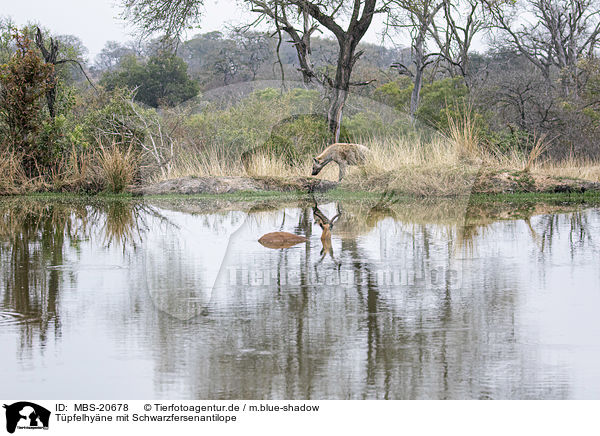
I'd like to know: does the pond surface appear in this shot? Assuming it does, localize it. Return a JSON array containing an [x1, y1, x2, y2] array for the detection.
[[1, 196, 599, 399]]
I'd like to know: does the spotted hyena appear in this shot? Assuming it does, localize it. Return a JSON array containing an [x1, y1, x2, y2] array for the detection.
[[311, 143, 370, 181]]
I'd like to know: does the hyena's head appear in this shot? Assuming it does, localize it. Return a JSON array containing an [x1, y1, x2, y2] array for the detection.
[[312, 158, 325, 176]]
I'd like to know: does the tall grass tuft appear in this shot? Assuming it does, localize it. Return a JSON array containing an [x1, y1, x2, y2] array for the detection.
[[97, 140, 137, 193], [0, 151, 29, 194], [49, 144, 98, 192], [524, 133, 549, 171], [444, 103, 482, 160]]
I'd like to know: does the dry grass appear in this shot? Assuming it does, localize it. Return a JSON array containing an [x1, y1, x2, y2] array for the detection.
[[0, 151, 30, 195], [97, 141, 137, 193], [342, 134, 481, 196], [533, 157, 600, 182], [2, 107, 598, 196], [444, 104, 482, 159], [48, 144, 98, 192], [161, 143, 242, 179], [494, 134, 600, 182], [339, 110, 600, 195], [1, 141, 138, 195], [151, 142, 340, 182], [524, 134, 549, 171], [148, 123, 599, 196]]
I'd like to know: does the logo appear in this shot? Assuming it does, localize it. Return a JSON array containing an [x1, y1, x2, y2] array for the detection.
[[3, 402, 50, 434]]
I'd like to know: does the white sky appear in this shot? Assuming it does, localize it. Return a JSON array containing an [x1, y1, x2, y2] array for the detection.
[[2, 0, 394, 62]]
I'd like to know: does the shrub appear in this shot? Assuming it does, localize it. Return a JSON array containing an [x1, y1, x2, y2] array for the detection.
[[263, 114, 345, 160], [97, 141, 136, 193], [416, 77, 469, 128], [100, 53, 199, 108], [0, 31, 55, 176], [373, 77, 412, 112], [184, 87, 326, 157], [374, 77, 471, 129]]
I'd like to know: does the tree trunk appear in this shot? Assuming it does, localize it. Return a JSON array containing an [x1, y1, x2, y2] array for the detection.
[[327, 40, 354, 142], [410, 31, 426, 121], [328, 87, 348, 142], [267, 0, 377, 141], [46, 85, 57, 119], [35, 28, 59, 120], [410, 66, 423, 121]]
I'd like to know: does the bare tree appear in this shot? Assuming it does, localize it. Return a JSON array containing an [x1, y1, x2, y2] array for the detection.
[[389, 0, 444, 119], [488, 0, 600, 96], [233, 30, 271, 80], [388, 0, 487, 118], [246, 0, 388, 140], [431, 0, 488, 82], [121, 0, 204, 42], [34, 27, 95, 119], [483, 58, 556, 131]]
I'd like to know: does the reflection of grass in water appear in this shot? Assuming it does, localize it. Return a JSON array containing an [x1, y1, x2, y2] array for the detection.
[[147, 193, 598, 255], [99, 201, 144, 250], [0, 197, 171, 356], [0, 198, 91, 352], [0, 197, 174, 253], [456, 223, 489, 255], [3, 193, 590, 257], [0, 199, 90, 243], [457, 198, 596, 253], [92, 200, 176, 251]]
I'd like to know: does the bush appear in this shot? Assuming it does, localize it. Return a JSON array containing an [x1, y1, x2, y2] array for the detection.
[[0, 31, 55, 176], [184, 87, 326, 156], [263, 114, 345, 160], [416, 77, 469, 128], [373, 77, 413, 112], [374, 77, 471, 129], [100, 53, 199, 108], [74, 87, 147, 148]]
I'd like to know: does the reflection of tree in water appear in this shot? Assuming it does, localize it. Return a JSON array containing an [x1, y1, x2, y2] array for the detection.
[[3, 196, 588, 398], [0, 199, 163, 353], [143, 199, 575, 399], [532, 211, 593, 256], [460, 198, 595, 256]]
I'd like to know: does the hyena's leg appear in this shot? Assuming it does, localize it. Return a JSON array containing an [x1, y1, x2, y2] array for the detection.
[[337, 161, 347, 181]]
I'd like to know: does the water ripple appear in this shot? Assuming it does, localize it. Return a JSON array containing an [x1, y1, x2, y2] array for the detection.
[[0, 310, 40, 326]]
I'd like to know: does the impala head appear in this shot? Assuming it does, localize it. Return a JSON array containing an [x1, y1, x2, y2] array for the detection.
[[311, 157, 325, 176], [312, 204, 342, 233], [312, 204, 342, 269]]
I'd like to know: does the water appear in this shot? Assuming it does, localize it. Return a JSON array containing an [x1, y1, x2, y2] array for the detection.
[[1, 196, 599, 399]]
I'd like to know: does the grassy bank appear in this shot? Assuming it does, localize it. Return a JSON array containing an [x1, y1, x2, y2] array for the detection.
[[1, 104, 599, 197], [135, 135, 600, 197], [136, 112, 600, 197]]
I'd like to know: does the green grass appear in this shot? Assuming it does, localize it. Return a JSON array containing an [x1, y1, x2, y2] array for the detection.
[[0, 192, 137, 200], [467, 191, 600, 205], [141, 190, 309, 202], [7, 189, 599, 206]]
